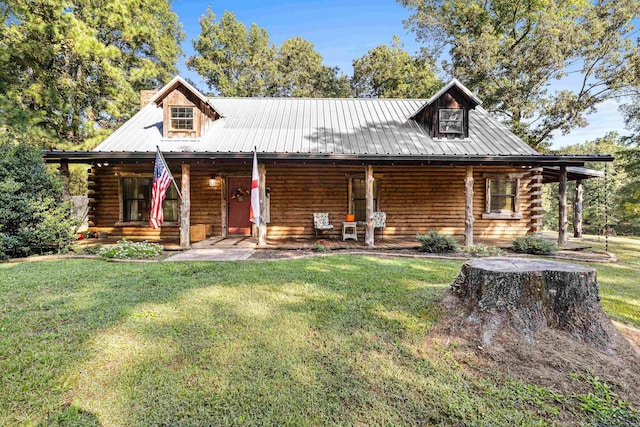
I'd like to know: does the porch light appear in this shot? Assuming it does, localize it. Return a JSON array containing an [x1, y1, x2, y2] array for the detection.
[[208, 176, 219, 187]]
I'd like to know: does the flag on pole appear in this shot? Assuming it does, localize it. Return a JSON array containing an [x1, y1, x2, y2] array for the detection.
[[149, 148, 174, 229], [250, 150, 260, 225]]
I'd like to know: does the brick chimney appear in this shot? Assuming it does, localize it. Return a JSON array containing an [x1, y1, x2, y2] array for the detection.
[[140, 90, 159, 107]]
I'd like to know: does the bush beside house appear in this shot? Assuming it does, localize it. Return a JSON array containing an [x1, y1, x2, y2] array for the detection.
[[512, 235, 558, 255], [0, 136, 77, 259], [417, 231, 459, 253]]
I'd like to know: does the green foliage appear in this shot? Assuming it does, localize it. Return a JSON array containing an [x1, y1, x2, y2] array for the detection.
[[542, 133, 639, 235], [398, 0, 640, 150], [69, 164, 88, 196], [98, 239, 163, 260], [512, 236, 558, 255], [76, 244, 104, 255], [0, 0, 183, 146], [275, 36, 350, 97], [0, 135, 77, 259], [312, 243, 329, 252], [616, 146, 640, 233], [416, 231, 459, 253], [187, 10, 350, 97], [571, 373, 640, 426], [187, 9, 277, 97], [459, 244, 504, 257], [352, 35, 441, 98]]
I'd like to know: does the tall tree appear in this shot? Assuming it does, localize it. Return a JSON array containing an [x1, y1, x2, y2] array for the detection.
[[188, 10, 349, 97], [618, 91, 640, 228], [187, 9, 277, 97], [352, 35, 441, 98], [0, 0, 183, 147], [398, 0, 640, 151], [542, 133, 636, 234], [275, 36, 350, 97]]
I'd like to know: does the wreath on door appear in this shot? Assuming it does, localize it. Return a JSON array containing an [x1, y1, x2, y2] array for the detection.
[[231, 187, 250, 202]]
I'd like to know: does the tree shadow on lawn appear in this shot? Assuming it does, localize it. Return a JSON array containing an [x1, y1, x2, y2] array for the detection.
[[1, 256, 555, 425]]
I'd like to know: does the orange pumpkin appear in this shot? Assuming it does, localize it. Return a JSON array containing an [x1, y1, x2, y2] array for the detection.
[[346, 214, 355, 222]]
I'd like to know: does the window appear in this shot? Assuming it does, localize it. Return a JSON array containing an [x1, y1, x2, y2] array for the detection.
[[122, 177, 180, 223], [350, 177, 380, 222], [486, 177, 517, 214], [170, 107, 194, 130], [438, 108, 464, 134]]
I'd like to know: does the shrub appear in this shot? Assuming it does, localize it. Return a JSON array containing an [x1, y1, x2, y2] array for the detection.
[[416, 231, 458, 253], [312, 243, 329, 252], [459, 244, 504, 257], [78, 244, 104, 255], [98, 239, 163, 260], [0, 136, 78, 259], [512, 235, 558, 255]]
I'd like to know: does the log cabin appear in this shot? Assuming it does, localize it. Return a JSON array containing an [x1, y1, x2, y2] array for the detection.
[[45, 76, 612, 248]]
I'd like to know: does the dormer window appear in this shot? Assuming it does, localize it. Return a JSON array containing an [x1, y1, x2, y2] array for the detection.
[[438, 109, 464, 134], [170, 107, 194, 131], [409, 79, 482, 139]]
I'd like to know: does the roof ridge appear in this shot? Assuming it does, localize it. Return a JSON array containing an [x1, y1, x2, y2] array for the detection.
[[208, 97, 429, 101]]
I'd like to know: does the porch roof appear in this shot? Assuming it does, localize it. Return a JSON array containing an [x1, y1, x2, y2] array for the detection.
[[44, 149, 613, 166], [541, 166, 606, 183]]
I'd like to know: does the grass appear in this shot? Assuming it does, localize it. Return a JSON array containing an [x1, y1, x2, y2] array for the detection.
[[575, 235, 640, 326], [0, 235, 639, 426]]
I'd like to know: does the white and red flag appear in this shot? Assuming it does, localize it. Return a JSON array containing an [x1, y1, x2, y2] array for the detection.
[[249, 149, 261, 225], [149, 148, 175, 229]]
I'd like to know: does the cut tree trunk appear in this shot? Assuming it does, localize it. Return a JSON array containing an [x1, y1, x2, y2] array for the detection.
[[451, 258, 615, 349]]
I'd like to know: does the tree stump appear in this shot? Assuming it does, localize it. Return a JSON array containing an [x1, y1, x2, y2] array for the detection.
[[451, 258, 616, 348]]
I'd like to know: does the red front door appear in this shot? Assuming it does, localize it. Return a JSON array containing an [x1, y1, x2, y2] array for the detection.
[[227, 176, 252, 236]]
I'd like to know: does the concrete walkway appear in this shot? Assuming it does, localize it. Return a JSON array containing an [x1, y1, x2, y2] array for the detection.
[[164, 237, 256, 261], [165, 247, 254, 261]]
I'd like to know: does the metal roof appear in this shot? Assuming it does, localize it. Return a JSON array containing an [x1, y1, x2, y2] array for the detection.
[[542, 166, 606, 183], [93, 97, 538, 157]]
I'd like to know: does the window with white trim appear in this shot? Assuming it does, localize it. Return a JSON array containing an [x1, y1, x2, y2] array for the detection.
[[486, 177, 518, 213], [438, 108, 464, 134], [170, 107, 194, 130], [121, 177, 180, 222]]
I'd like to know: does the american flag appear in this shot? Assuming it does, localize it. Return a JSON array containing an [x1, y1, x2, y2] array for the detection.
[[149, 149, 173, 229]]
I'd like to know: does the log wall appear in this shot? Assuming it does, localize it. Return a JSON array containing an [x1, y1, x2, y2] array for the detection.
[[264, 164, 533, 239], [89, 162, 223, 240], [89, 162, 535, 240]]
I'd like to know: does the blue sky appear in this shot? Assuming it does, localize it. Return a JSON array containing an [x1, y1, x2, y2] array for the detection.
[[171, 0, 629, 149]]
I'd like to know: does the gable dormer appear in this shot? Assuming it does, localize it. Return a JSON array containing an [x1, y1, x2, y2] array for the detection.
[[410, 79, 482, 139], [146, 76, 222, 139]]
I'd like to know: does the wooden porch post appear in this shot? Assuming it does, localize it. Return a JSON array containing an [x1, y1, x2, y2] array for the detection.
[[59, 160, 71, 201], [365, 164, 374, 246], [558, 165, 568, 245], [258, 163, 267, 246], [180, 163, 191, 249], [464, 166, 474, 246], [220, 175, 227, 237], [574, 179, 583, 238]]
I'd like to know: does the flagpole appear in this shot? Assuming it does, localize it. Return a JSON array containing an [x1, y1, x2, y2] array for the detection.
[[249, 147, 261, 226], [156, 146, 182, 199]]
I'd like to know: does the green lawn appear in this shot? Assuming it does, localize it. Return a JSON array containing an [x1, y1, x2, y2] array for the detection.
[[1, 237, 639, 426]]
